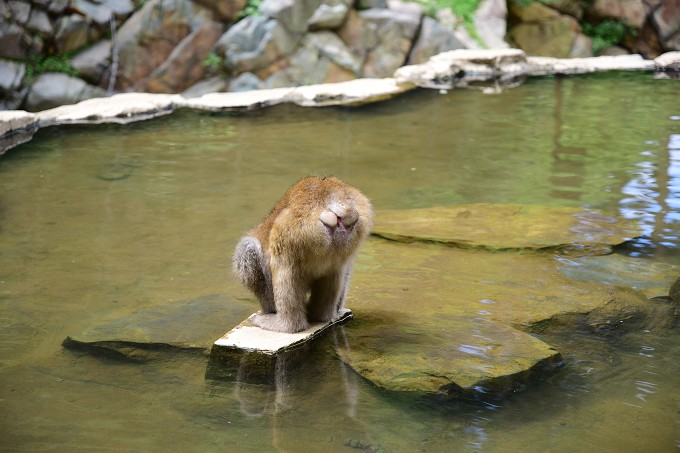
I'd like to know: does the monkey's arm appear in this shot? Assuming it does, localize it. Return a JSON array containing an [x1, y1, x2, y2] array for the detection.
[[251, 257, 310, 333], [307, 265, 351, 322]]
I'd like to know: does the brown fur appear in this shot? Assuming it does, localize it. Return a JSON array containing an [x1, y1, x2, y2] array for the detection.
[[233, 176, 373, 333]]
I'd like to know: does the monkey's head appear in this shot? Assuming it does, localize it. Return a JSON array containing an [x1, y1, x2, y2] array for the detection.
[[312, 178, 373, 252]]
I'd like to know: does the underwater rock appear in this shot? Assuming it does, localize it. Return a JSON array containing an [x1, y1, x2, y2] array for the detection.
[[670, 276, 680, 303], [371, 204, 641, 254], [557, 254, 680, 298], [337, 238, 658, 397], [335, 313, 562, 397], [63, 294, 253, 361]]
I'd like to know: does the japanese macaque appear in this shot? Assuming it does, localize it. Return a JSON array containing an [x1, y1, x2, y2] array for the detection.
[[233, 176, 374, 333]]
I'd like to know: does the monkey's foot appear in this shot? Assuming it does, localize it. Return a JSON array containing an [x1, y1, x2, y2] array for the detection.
[[251, 313, 310, 333]]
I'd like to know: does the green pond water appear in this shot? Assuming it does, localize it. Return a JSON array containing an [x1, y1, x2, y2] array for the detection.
[[1, 73, 679, 451]]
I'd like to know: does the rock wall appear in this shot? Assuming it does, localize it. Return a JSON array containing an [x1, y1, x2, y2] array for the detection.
[[0, 0, 678, 112], [507, 0, 680, 58]]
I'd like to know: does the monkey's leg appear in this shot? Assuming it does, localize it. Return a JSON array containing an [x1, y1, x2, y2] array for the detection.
[[307, 268, 346, 323], [232, 236, 275, 313], [251, 260, 310, 333]]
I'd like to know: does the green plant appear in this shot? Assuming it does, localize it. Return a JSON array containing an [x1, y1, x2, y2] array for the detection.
[[23, 53, 80, 84], [202, 52, 224, 71], [582, 19, 636, 54], [413, 0, 484, 45], [237, 0, 262, 18]]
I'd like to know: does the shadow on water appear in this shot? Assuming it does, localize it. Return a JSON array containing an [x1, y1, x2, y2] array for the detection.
[[1, 72, 679, 451]]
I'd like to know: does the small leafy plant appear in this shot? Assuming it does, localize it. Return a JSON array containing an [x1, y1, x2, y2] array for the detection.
[[202, 52, 224, 71], [23, 53, 79, 84], [583, 19, 637, 54], [238, 0, 262, 18]]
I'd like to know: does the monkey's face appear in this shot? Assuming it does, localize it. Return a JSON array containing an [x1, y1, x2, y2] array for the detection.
[[318, 198, 364, 244]]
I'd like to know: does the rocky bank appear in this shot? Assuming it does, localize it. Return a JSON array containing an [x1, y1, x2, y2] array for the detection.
[[1, 0, 680, 112]]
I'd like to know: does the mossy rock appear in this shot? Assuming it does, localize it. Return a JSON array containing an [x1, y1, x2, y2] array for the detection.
[[372, 204, 641, 254], [63, 294, 254, 361]]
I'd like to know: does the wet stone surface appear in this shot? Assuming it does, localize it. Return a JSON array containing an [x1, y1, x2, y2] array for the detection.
[[372, 204, 642, 254], [62, 204, 667, 398], [63, 294, 253, 361]]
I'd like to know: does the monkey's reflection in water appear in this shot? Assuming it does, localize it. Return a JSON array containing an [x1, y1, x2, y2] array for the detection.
[[227, 326, 370, 450], [233, 326, 358, 416]]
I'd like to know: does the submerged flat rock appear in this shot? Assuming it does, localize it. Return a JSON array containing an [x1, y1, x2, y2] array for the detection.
[[372, 204, 642, 253], [336, 313, 561, 396], [63, 294, 253, 360], [338, 238, 653, 397]]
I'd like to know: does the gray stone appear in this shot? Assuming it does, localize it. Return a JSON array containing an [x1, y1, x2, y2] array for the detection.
[[143, 19, 224, 93], [260, 0, 326, 34], [473, 0, 509, 49], [71, 39, 111, 84], [71, 0, 113, 26], [273, 31, 360, 86], [25, 73, 108, 112], [26, 8, 53, 35], [357, 8, 421, 77], [181, 76, 229, 98], [307, 3, 349, 30], [0, 56, 27, 110], [228, 72, 263, 92], [653, 1, 680, 50], [596, 45, 630, 56], [570, 32, 594, 58], [8, 1, 31, 24], [99, 0, 136, 17], [386, 0, 423, 18], [47, 0, 69, 14], [54, 14, 101, 53], [407, 16, 466, 65], [0, 59, 25, 92], [588, 0, 646, 29], [215, 16, 300, 75], [112, 0, 213, 90], [508, 13, 582, 58], [0, 22, 28, 59]]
